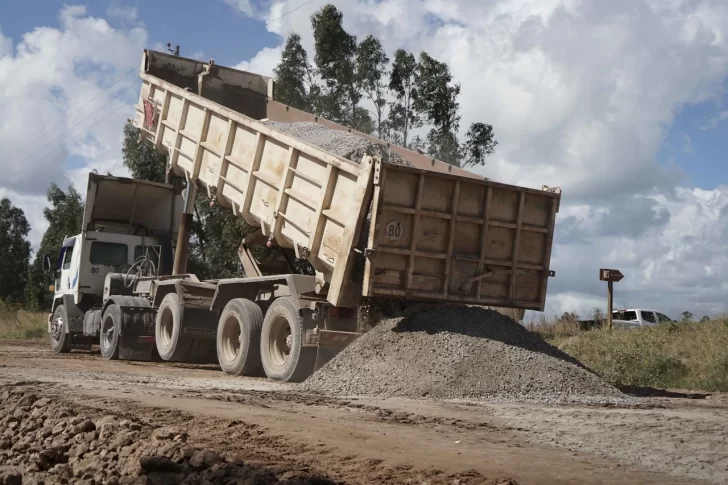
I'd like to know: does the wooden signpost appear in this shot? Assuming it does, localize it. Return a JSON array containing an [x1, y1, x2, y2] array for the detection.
[[599, 268, 624, 329]]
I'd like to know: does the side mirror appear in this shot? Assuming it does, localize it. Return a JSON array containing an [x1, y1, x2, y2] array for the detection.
[[43, 254, 53, 273]]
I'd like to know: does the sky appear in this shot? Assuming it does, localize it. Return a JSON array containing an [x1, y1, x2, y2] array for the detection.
[[2, 0, 728, 320]]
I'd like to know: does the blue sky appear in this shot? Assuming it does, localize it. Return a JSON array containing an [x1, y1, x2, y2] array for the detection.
[[660, 98, 728, 189], [0, 0, 278, 67], [3, 0, 727, 191]]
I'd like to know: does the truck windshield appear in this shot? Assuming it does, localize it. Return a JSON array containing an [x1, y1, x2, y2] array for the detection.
[[613, 310, 637, 321], [134, 245, 160, 266], [90, 242, 128, 266]]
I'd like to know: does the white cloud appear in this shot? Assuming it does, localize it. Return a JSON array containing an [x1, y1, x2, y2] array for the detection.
[[0, 28, 11, 57], [240, 0, 728, 317], [233, 46, 282, 75], [0, 5, 147, 249], [224, 0, 256, 18]]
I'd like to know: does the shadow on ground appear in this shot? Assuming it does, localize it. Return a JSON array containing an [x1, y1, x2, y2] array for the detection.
[[617, 384, 711, 399]]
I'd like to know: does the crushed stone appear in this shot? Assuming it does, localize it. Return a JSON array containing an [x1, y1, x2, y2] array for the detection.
[[264, 121, 411, 167], [301, 306, 631, 405]]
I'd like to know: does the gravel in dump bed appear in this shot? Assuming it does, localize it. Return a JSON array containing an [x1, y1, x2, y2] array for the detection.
[[264, 121, 411, 167], [302, 306, 630, 405]]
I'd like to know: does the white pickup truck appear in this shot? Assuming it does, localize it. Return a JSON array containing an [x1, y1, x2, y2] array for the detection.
[[612, 308, 675, 328]]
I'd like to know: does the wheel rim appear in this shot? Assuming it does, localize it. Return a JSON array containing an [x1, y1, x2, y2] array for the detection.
[[221, 314, 241, 363], [268, 315, 292, 368], [51, 316, 63, 342], [159, 306, 174, 348], [101, 314, 115, 350]]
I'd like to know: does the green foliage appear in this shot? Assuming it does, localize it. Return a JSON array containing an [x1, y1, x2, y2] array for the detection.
[[271, 4, 498, 165], [388, 49, 421, 148], [551, 318, 728, 392], [415, 52, 462, 165], [122, 121, 172, 185], [25, 184, 84, 311], [311, 5, 360, 128], [462, 122, 498, 168], [356, 35, 389, 139], [189, 192, 256, 279], [0, 198, 31, 303], [681, 311, 693, 322], [273, 33, 314, 111], [0, 300, 47, 339]]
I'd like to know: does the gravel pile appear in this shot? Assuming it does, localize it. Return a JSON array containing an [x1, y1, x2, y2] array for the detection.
[[0, 386, 332, 485], [302, 306, 628, 404], [264, 121, 411, 167]]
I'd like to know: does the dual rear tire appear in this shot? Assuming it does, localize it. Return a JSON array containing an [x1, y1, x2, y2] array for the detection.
[[155, 293, 215, 363], [216, 297, 316, 383]]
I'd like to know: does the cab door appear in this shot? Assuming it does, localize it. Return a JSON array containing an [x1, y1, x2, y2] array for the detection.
[[58, 238, 78, 294]]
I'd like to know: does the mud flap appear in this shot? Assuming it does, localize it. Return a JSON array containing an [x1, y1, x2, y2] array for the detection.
[[309, 330, 361, 372], [119, 335, 157, 361], [69, 334, 94, 352], [180, 307, 218, 340]]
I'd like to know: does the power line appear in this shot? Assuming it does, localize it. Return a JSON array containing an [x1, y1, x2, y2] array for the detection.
[[6, 82, 137, 171], [3, 83, 137, 180], [3, 67, 137, 161], [226, 0, 318, 26], [4, 0, 319, 181], [265, 0, 317, 25]]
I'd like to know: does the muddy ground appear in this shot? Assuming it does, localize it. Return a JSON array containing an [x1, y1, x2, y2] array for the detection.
[[1, 340, 727, 485]]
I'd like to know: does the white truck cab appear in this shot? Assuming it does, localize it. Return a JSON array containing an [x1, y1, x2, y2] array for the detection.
[[52, 232, 161, 303], [44, 173, 182, 353], [612, 308, 675, 328]]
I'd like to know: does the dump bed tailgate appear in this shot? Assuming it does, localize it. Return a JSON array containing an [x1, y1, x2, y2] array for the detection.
[[363, 163, 560, 311]]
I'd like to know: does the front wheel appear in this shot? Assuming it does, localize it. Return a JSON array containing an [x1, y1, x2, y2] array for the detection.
[[260, 297, 316, 383], [49, 305, 70, 354]]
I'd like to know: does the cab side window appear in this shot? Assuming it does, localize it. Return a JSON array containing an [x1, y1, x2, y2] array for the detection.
[[90, 242, 128, 266], [62, 246, 74, 270]]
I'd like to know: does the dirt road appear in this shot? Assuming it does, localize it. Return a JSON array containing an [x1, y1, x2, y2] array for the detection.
[[1, 340, 727, 484]]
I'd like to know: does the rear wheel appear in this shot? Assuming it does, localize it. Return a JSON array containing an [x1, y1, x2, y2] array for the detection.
[[100, 304, 121, 361], [260, 297, 316, 383], [155, 293, 193, 361], [217, 299, 264, 376], [49, 305, 70, 354]]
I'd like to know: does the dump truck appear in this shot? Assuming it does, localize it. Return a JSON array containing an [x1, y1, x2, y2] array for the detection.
[[44, 49, 561, 383]]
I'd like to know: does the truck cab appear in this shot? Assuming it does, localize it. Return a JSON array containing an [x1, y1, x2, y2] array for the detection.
[[45, 173, 182, 353]]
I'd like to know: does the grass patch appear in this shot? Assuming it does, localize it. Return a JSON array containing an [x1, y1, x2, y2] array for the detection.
[[534, 318, 728, 392], [0, 300, 47, 340]]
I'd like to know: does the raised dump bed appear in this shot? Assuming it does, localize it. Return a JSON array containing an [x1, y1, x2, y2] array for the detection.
[[132, 49, 561, 313]]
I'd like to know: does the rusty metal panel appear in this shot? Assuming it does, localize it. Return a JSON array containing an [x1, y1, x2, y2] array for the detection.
[[363, 164, 560, 312]]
